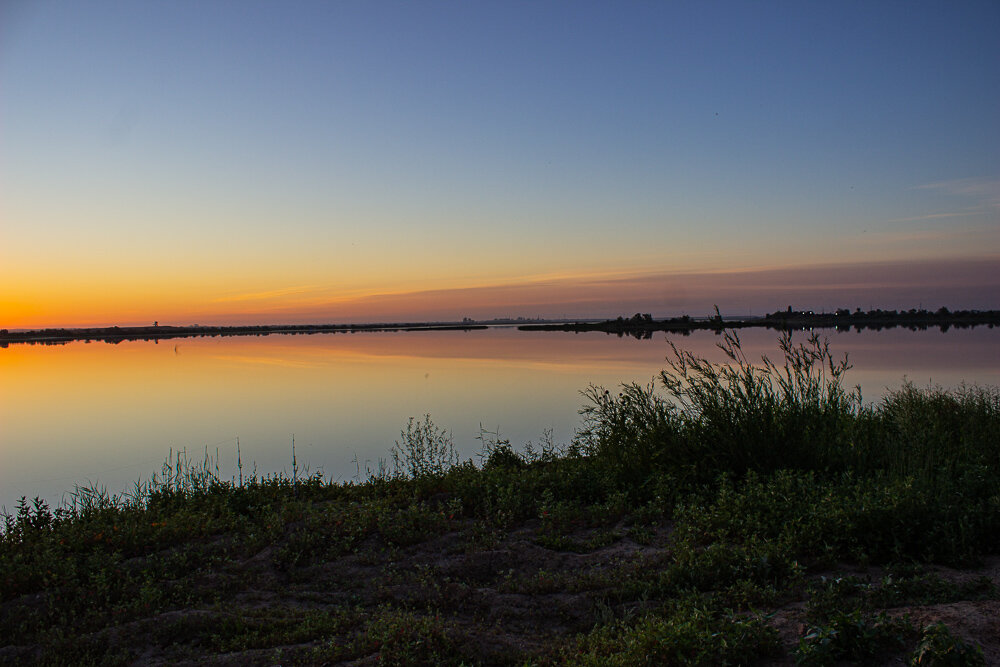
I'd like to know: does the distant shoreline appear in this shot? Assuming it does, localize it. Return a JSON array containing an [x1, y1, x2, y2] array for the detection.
[[0, 322, 494, 346], [1, 308, 997, 346], [517, 308, 1000, 338]]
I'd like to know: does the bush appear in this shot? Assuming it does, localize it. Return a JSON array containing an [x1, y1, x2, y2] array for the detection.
[[574, 601, 780, 666], [391, 415, 459, 480], [910, 622, 985, 666], [579, 329, 862, 482], [796, 610, 912, 666]]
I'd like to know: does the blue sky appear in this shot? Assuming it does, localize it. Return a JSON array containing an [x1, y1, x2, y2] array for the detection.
[[2, 1, 998, 326]]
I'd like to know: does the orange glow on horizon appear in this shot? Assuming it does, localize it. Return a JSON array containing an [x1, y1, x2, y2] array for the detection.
[[3, 255, 998, 330]]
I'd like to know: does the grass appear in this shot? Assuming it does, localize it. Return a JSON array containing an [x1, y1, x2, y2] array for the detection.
[[1, 331, 998, 665]]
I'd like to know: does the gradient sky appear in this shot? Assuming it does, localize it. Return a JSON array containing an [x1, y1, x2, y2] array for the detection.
[[2, 1, 998, 327]]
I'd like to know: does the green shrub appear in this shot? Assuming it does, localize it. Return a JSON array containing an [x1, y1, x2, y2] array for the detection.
[[910, 622, 985, 666], [796, 610, 912, 666], [579, 330, 862, 483], [573, 601, 780, 666], [873, 383, 1000, 483], [391, 415, 459, 480]]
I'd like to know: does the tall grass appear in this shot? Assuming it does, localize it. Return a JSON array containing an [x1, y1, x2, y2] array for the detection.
[[660, 329, 860, 474], [581, 328, 1000, 564], [59, 446, 228, 516], [873, 382, 1000, 481], [579, 329, 999, 490], [579, 330, 860, 482]]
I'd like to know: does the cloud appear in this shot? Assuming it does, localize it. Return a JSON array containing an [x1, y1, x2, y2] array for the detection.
[[226, 256, 1000, 323], [213, 285, 319, 303], [912, 177, 1000, 210], [883, 212, 979, 224], [854, 227, 984, 244]]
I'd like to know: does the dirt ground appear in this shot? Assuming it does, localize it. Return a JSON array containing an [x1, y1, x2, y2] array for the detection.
[[3, 517, 997, 665]]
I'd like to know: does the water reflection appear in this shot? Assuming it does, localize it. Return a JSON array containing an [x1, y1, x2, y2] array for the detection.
[[2, 327, 997, 511]]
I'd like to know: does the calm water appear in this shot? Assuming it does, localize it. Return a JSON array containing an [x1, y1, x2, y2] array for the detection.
[[2, 326, 998, 511]]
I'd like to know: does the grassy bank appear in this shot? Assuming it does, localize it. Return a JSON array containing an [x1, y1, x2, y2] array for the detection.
[[2, 332, 998, 665]]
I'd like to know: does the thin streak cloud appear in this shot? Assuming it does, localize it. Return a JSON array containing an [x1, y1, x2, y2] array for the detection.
[[213, 286, 320, 303], [884, 212, 979, 224], [852, 228, 986, 244], [913, 177, 1000, 209]]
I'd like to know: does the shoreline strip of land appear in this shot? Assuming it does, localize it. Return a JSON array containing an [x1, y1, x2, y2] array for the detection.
[[2, 307, 998, 346]]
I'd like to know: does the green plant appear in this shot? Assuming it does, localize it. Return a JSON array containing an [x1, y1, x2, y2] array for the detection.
[[578, 380, 677, 487], [796, 610, 912, 666], [909, 622, 985, 666], [578, 328, 865, 486], [573, 601, 780, 666], [477, 424, 526, 470], [391, 415, 459, 480], [660, 328, 859, 475], [352, 608, 466, 666]]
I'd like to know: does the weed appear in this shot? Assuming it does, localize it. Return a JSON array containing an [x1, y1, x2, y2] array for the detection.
[[391, 415, 459, 480], [573, 599, 780, 665], [910, 622, 985, 666], [344, 608, 468, 666], [796, 610, 913, 665]]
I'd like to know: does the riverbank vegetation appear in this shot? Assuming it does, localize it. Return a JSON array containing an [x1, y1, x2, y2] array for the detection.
[[3, 305, 998, 347], [519, 307, 1000, 338], [2, 332, 998, 664]]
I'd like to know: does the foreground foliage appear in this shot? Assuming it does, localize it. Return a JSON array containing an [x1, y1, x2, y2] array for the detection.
[[2, 332, 998, 665]]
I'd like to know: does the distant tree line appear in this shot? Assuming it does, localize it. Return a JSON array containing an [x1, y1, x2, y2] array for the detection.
[[518, 307, 999, 337]]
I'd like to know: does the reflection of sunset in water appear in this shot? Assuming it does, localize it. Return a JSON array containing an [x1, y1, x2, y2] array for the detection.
[[2, 327, 998, 510]]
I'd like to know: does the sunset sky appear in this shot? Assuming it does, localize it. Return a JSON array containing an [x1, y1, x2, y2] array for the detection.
[[2, 1, 998, 328]]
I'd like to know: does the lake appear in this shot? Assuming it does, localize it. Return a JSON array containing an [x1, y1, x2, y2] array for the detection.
[[2, 326, 998, 511]]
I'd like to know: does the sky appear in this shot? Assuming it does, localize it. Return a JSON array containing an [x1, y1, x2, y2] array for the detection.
[[2, 0, 998, 328]]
